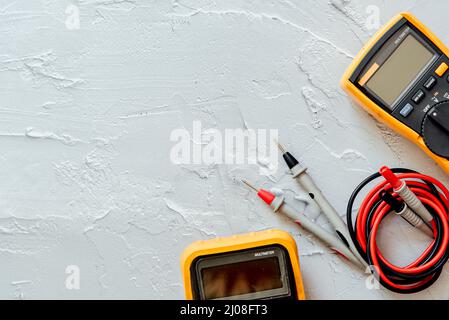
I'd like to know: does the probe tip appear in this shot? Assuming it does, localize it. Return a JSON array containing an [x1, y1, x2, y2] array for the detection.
[[242, 180, 275, 205], [276, 141, 286, 154], [241, 179, 258, 192], [276, 142, 299, 169]]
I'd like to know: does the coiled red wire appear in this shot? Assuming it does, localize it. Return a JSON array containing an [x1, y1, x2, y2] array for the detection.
[[347, 168, 449, 293]]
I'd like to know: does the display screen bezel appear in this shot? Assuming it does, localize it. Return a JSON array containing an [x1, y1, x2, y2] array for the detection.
[[364, 32, 436, 107], [193, 245, 292, 300], [351, 19, 442, 113]]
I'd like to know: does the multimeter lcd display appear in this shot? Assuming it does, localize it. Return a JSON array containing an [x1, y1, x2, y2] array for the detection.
[[194, 246, 292, 300], [201, 257, 283, 299], [359, 26, 436, 108]]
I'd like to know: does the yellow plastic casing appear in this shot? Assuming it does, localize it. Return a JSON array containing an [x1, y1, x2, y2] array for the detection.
[[341, 12, 449, 175], [180, 229, 306, 300]]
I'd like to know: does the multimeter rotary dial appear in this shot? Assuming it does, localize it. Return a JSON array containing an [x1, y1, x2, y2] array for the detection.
[[422, 101, 449, 158]]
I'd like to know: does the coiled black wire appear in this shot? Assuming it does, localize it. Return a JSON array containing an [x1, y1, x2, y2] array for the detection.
[[346, 168, 449, 293]]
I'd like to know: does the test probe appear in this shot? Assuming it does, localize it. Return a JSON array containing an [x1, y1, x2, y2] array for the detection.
[[379, 190, 433, 237], [278, 144, 449, 292], [245, 143, 449, 293], [380, 166, 434, 227], [242, 180, 363, 268], [277, 143, 367, 267], [347, 167, 449, 293]]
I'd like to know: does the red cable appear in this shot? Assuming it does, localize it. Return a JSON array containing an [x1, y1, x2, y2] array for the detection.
[[355, 170, 449, 291]]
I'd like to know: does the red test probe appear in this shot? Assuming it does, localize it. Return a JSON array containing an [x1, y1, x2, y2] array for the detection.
[[242, 180, 364, 268], [347, 166, 449, 293]]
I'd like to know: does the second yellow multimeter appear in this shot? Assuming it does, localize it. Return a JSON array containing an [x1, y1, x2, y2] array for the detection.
[[181, 229, 305, 300], [342, 12, 449, 174]]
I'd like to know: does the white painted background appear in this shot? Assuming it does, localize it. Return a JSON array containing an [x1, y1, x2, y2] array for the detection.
[[1, 0, 449, 299]]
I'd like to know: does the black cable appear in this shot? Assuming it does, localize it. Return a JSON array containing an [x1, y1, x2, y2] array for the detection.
[[346, 168, 449, 293]]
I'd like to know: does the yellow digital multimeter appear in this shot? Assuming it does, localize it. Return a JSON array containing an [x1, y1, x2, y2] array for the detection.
[[342, 12, 449, 174], [180, 229, 305, 300]]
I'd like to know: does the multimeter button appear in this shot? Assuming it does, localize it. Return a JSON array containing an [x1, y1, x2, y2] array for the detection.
[[400, 103, 414, 117], [424, 76, 437, 90], [435, 62, 449, 77], [412, 90, 425, 104]]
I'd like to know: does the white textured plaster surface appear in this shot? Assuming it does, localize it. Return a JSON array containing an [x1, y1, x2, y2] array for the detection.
[[1, 0, 449, 299]]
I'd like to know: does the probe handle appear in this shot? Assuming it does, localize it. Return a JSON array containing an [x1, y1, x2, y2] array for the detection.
[[380, 166, 434, 224], [274, 199, 364, 269], [396, 183, 434, 224], [396, 205, 434, 238], [293, 170, 367, 267]]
